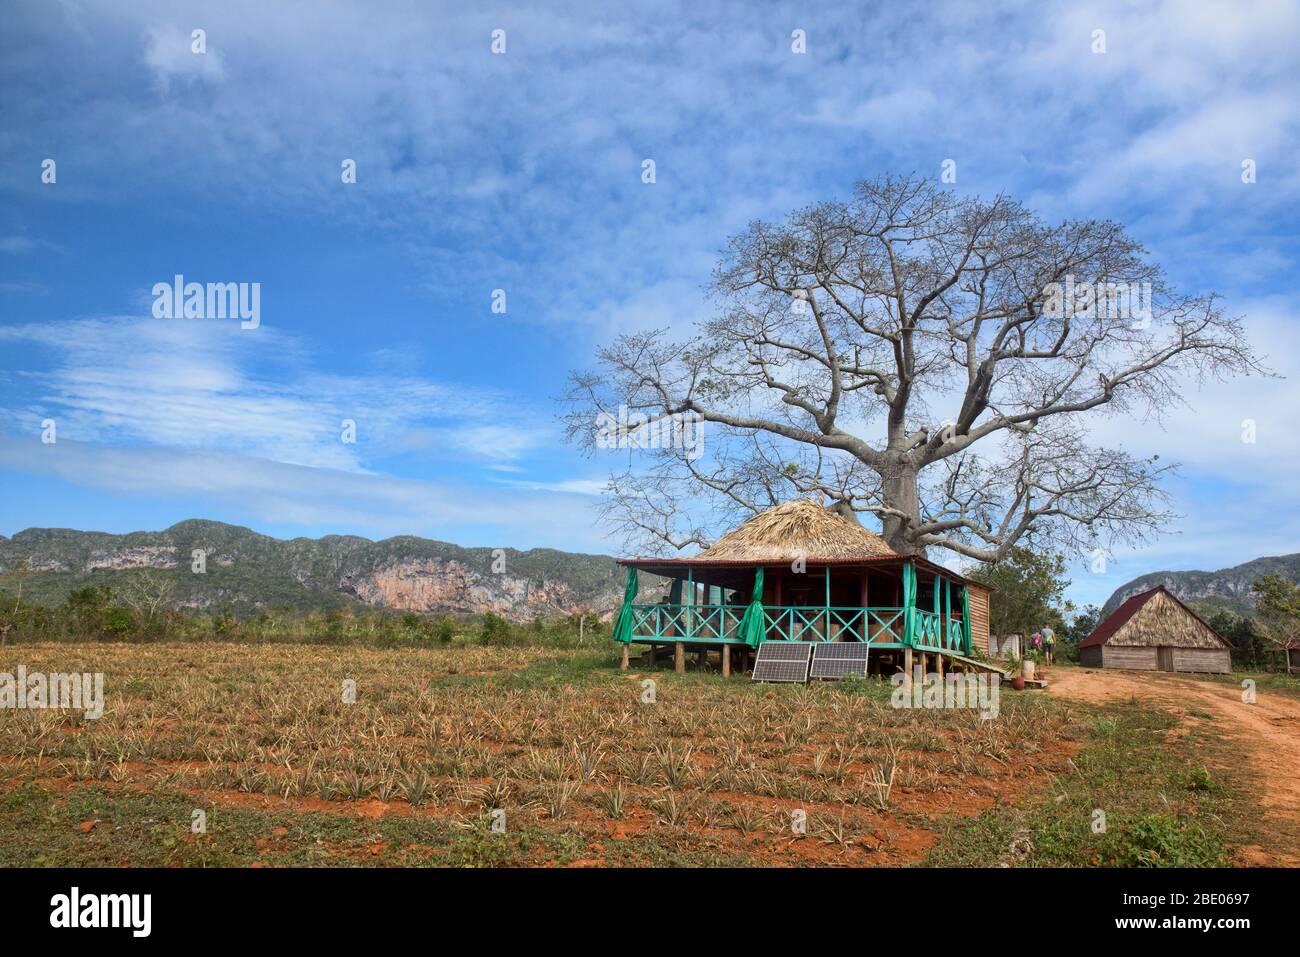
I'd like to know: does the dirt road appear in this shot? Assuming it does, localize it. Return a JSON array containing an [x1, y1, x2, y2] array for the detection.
[[1048, 667, 1300, 865]]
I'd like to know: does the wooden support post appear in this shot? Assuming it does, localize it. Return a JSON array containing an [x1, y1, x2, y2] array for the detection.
[[620, 644, 629, 670], [904, 646, 913, 691], [647, 644, 656, 667], [860, 570, 870, 643], [936, 652, 944, 681], [697, 647, 707, 670], [675, 641, 685, 673], [722, 644, 731, 677]]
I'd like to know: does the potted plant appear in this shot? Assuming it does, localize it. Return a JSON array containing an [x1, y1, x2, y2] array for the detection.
[[1005, 650, 1026, 690], [1024, 635, 1044, 680]]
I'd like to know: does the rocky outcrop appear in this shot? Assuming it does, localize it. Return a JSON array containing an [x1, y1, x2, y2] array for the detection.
[[341, 558, 590, 619], [84, 546, 178, 571]]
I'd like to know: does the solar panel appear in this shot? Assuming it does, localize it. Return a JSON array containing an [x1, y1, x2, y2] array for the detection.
[[751, 641, 813, 683], [809, 642, 870, 679]]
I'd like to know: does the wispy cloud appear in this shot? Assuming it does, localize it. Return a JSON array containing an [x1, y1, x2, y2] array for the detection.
[[0, 434, 610, 550], [143, 25, 226, 91], [0, 316, 552, 472]]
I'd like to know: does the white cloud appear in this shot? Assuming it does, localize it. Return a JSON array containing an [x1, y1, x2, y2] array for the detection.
[[502, 477, 609, 496], [0, 316, 553, 472], [0, 434, 611, 550], [143, 25, 225, 90]]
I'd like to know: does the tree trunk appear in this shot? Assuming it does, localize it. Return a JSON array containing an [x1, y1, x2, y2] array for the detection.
[[880, 462, 923, 555]]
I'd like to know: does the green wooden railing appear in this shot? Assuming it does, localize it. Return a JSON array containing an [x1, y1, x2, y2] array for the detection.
[[628, 604, 911, 645], [761, 606, 907, 644], [624, 557, 972, 655], [628, 603, 747, 642], [912, 610, 968, 654], [628, 602, 968, 652]]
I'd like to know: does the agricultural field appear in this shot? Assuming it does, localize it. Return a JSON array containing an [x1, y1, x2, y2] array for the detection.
[[0, 642, 1280, 868]]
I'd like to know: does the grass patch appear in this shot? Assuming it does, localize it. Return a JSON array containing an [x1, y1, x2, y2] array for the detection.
[[924, 699, 1239, 867]]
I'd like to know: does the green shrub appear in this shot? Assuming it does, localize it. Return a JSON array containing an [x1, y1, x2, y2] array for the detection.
[[102, 607, 134, 641], [426, 617, 456, 643], [1185, 766, 1216, 792], [1102, 813, 1225, 867], [479, 612, 512, 645]]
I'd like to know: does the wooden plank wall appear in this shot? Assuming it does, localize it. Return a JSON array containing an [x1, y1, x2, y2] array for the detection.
[[968, 585, 990, 654], [1172, 648, 1231, 674], [1103, 646, 1158, 670]]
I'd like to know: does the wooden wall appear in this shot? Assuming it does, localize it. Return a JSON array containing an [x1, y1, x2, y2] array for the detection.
[[1087, 644, 1229, 672], [1103, 646, 1158, 670], [967, 585, 990, 654], [1172, 648, 1232, 674]]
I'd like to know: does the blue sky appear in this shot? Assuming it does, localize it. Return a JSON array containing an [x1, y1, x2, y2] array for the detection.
[[1, 0, 1298, 608]]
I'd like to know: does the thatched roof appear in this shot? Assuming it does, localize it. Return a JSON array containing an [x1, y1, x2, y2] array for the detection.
[[695, 499, 896, 562], [1080, 586, 1230, 650]]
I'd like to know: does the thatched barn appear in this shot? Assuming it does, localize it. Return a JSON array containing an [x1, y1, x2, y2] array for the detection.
[[612, 499, 992, 677], [1079, 586, 1232, 673]]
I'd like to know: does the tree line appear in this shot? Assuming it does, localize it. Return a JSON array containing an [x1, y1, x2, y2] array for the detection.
[[0, 582, 610, 650]]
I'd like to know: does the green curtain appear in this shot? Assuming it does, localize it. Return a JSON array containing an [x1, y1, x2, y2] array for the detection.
[[944, 578, 952, 649], [612, 567, 639, 644], [961, 584, 972, 655], [737, 567, 766, 648], [902, 562, 916, 647]]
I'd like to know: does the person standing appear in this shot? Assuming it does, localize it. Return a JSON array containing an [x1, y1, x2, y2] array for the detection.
[[1042, 624, 1056, 666]]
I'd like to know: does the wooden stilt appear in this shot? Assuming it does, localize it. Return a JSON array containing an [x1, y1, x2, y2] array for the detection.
[[620, 644, 629, 670], [697, 648, 707, 670], [936, 652, 944, 681], [675, 642, 685, 674], [904, 647, 913, 691], [722, 644, 731, 677], [647, 644, 656, 667]]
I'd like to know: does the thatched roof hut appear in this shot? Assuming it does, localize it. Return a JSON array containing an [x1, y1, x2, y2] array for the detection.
[[1079, 586, 1232, 673], [697, 499, 896, 562], [612, 499, 995, 671]]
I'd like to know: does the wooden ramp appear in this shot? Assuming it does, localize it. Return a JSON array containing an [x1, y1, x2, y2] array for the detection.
[[940, 652, 1047, 688], [942, 652, 1009, 677]]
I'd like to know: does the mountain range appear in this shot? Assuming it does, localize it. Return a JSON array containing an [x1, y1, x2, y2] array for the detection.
[[1101, 553, 1300, 618], [0, 520, 627, 621], [3, 519, 1293, 625]]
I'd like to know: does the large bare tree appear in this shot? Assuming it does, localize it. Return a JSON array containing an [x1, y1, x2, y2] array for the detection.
[[565, 175, 1266, 561]]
